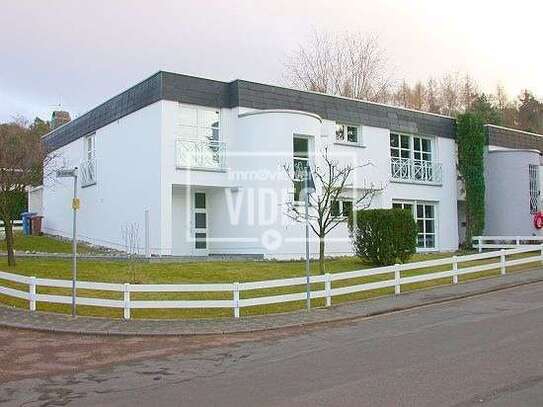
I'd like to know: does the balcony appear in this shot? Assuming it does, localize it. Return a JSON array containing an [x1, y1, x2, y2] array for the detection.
[[176, 139, 226, 171], [80, 159, 97, 187], [391, 157, 442, 185]]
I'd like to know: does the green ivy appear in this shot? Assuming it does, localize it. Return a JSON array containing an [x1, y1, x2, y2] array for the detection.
[[456, 113, 486, 246]]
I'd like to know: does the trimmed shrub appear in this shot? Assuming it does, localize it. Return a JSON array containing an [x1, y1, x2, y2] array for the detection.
[[350, 208, 417, 266]]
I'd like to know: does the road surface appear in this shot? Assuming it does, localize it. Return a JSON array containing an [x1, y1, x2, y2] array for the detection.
[[3, 282, 543, 406]]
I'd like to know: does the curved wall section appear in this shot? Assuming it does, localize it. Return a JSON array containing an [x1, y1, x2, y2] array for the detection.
[[485, 149, 541, 236]]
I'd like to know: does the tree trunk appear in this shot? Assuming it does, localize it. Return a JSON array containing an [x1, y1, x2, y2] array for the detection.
[[318, 237, 326, 274], [4, 219, 16, 267]]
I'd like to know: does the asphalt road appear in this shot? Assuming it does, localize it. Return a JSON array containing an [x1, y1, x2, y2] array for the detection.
[[4, 282, 543, 406]]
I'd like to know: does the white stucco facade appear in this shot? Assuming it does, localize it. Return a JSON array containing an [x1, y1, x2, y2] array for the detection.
[[41, 96, 461, 258]]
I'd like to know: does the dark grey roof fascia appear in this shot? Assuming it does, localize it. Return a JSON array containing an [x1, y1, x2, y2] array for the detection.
[[234, 80, 457, 139], [42, 70, 543, 152], [486, 124, 543, 153], [42, 72, 163, 151]]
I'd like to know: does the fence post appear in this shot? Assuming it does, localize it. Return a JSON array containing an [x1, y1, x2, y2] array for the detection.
[[233, 282, 240, 319], [123, 283, 130, 320], [540, 244, 543, 266], [500, 249, 506, 275], [325, 273, 332, 307], [516, 236, 520, 246], [394, 264, 401, 295], [477, 237, 482, 253], [452, 256, 458, 285], [29, 276, 36, 311]]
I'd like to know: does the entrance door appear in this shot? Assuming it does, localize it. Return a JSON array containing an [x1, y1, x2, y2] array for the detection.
[[193, 192, 208, 255]]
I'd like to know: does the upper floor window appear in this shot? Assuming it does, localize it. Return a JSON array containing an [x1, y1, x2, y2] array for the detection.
[[390, 133, 432, 162], [84, 134, 95, 161], [293, 137, 309, 202], [336, 123, 360, 145], [81, 134, 97, 187], [179, 106, 220, 142]]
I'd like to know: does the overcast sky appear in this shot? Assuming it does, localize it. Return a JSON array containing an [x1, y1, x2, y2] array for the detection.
[[1, 0, 542, 122]]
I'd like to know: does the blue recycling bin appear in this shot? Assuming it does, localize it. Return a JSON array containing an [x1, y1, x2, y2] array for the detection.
[[21, 212, 36, 235]]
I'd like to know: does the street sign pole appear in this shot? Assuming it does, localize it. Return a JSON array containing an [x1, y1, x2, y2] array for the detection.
[[305, 165, 311, 312], [57, 167, 78, 318], [71, 171, 78, 318]]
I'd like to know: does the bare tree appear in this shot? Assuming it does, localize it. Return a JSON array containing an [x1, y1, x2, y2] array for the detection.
[[121, 222, 140, 283], [425, 78, 441, 114], [283, 148, 380, 274], [0, 118, 53, 266], [439, 72, 462, 116], [461, 73, 479, 112], [284, 29, 393, 102]]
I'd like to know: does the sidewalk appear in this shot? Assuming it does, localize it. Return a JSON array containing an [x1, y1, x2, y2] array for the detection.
[[2, 268, 543, 336]]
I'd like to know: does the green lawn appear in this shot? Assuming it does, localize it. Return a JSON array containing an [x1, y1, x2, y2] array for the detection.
[[0, 234, 540, 320], [0, 232, 107, 255]]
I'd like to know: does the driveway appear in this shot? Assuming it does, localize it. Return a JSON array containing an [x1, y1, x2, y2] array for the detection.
[[3, 282, 543, 406]]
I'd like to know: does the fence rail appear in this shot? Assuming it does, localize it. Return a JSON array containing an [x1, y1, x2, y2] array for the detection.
[[0, 246, 542, 320], [472, 236, 543, 252]]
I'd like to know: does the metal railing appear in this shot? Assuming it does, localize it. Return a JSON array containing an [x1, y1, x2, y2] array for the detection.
[[80, 159, 97, 187], [1, 246, 541, 320], [176, 139, 226, 170], [391, 157, 442, 184]]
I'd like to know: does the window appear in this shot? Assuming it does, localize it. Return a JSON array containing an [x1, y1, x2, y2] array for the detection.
[[336, 123, 360, 144], [331, 199, 353, 218], [529, 164, 540, 214], [390, 133, 439, 183], [193, 192, 207, 250], [390, 133, 432, 162], [393, 201, 437, 249], [81, 134, 97, 187], [84, 134, 95, 161], [293, 137, 309, 202], [179, 106, 220, 141]]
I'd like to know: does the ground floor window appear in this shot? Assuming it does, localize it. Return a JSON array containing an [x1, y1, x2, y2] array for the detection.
[[392, 200, 437, 249], [194, 192, 207, 250], [331, 199, 353, 218]]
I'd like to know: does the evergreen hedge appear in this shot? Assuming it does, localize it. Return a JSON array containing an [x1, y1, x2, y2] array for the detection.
[[350, 208, 417, 266]]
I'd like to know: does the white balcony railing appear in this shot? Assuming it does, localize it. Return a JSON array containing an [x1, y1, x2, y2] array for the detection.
[[80, 159, 97, 187], [176, 139, 226, 170], [391, 157, 442, 184]]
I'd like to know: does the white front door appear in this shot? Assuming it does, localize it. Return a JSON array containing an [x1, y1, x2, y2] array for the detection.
[[193, 192, 208, 255]]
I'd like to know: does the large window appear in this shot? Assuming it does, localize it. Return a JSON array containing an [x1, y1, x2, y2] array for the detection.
[[293, 137, 309, 202], [390, 133, 432, 162], [179, 106, 220, 141], [390, 133, 439, 183], [392, 201, 437, 249]]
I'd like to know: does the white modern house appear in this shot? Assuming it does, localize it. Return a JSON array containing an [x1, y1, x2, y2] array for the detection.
[[38, 71, 543, 258]]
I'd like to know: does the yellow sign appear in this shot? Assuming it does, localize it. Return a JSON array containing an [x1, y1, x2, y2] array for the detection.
[[72, 198, 80, 210]]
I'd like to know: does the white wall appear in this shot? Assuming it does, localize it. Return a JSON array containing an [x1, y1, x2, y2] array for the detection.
[[162, 103, 459, 258], [43, 99, 460, 258], [42, 102, 163, 253]]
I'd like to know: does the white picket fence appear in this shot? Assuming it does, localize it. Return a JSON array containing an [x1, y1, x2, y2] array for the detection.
[[0, 245, 541, 320], [472, 236, 543, 252], [0, 220, 23, 239]]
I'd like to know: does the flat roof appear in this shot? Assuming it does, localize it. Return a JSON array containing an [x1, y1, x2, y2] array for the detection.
[[42, 71, 543, 152]]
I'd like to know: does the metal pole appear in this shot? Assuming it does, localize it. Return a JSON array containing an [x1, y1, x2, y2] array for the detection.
[[72, 173, 78, 318], [305, 166, 310, 312]]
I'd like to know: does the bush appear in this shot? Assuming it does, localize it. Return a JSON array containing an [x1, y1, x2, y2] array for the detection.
[[350, 209, 417, 266]]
